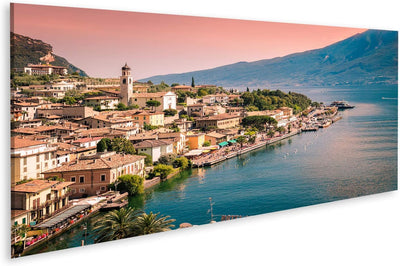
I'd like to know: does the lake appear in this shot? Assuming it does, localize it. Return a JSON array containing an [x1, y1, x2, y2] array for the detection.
[[25, 85, 398, 255]]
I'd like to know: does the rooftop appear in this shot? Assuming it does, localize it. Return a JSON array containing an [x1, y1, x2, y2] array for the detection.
[[133, 139, 174, 148], [44, 153, 145, 173], [12, 180, 60, 193], [11, 136, 47, 149]]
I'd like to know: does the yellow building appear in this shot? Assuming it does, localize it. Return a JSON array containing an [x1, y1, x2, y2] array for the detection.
[[186, 133, 205, 150], [11, 136, 57, 185], [11, 180, 74, 225]]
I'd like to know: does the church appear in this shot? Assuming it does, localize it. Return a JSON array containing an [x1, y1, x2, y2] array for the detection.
[[120, 63, 177, 112]]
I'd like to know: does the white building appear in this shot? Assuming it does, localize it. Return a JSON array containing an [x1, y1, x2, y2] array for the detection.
[[133, 139, 174, 162]]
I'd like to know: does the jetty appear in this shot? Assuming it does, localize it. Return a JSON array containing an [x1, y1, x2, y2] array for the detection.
[[100, 192, 129, 211]]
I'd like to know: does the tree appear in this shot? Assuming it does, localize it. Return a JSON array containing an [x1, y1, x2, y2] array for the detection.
[[191, 77, 195, 87], [111, 137, 136, 154], [63, 96, 77, 105], [158, 154, 176, 165], [277, 126, 285, 134], [173, 157, 189, 169], [267, 129, 275, 138], [117, 103, 128, 111], [152, 164, 174, 180], [248, 135, 256, 144], [236, 136, 247, 148], [203, 140, 211, 147], [134, 212, 175, 235], [138, 152, 153, 166], [116, 174, 144, 196], [97, 138, 108, 152], [242, 115, 277, 131], [163, 108, 177, 117], [93, 207, 143, 243], [146, 100, 161, 111]]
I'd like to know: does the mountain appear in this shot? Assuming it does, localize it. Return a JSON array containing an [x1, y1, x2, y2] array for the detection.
[[10, 32, 88, 76], [140, 29, 398, 88]]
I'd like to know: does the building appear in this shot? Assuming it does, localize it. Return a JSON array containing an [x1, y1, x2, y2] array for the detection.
[[171, 85, 197, 93], [158, 132, 187, 154], [130, 92, 177, 111], [11, 180, 74, 225], [133, 139, 174, 162], [205, 132, 227, 145], [12, 102, 41, 120], [45, 81, 75, 91], [187, 104, 205, 117], [120, 63, 135, 106], [71, 137, 103, 148], [22, 64, 68, 76], [186, 133, 206, 150], [43, 152, 146, 198], [84, 96, 120, 110], [36, 105, 99, 120], [278, 107, 294, 119], [11, 136, 57, 185], [195, 114, 241, 130]]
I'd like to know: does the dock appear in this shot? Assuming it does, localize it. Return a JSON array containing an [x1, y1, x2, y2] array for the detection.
[[99, 192, 129, 211]]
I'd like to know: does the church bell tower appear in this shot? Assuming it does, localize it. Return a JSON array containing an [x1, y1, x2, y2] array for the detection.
[[120, 63, 134, 106]]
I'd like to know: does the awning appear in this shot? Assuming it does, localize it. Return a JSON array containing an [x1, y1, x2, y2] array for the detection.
[[228, 139, 237, 144], [218, 141, 229, 147], [202, 150, 211, 153], [35, 204, 91, 229], [183, 150, 203, 157]]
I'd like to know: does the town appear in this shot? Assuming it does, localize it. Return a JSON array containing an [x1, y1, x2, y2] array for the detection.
[[10, 62, 341, 256]]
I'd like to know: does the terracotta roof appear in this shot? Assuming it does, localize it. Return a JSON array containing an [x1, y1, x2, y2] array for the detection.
[[12, 180, 59, 193], [52, 181, 75, 190], [11, 209, 30, 218], [133, 139, 173, 149], [44, 153, 145, 173], [85, 96, 119, 100], [206, 132, 226, 139], [131, 92, 170, 98], [197, 113, 240, 121], [72, 137, 103, 144], [158, 132, 182, 139], [11, 136, 47, 149]]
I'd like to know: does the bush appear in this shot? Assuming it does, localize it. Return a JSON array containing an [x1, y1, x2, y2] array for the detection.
[[203, 141, 211, 147], [116, 174, 144, 196], [158, 154, 176, 165], [163, 109, 177, 117], [173, 157, 189, 169], [138, 152, 153, 166], [151, 164, 174, 180]]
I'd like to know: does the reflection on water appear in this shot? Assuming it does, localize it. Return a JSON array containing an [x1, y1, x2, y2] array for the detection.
[[26, 86, 397, 256]]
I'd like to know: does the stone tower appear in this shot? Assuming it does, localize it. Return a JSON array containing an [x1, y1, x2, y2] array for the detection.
[[120, 63, 134, 106]]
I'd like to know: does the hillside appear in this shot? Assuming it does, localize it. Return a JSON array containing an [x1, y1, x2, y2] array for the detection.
[[140, 29, 398, 88], [10, 32, 88, 76]]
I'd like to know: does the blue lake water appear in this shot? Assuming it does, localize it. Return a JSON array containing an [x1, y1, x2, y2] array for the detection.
[[25, 85, 398, 255]]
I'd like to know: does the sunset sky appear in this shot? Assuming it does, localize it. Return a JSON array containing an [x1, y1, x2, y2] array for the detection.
[[11, 3, 366, 79]]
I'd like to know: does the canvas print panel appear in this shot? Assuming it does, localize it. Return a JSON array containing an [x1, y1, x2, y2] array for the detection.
[[10, 3, 397, 258]]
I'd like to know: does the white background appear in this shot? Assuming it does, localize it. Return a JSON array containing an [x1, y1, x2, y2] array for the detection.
[[1, 0, 399, 265]]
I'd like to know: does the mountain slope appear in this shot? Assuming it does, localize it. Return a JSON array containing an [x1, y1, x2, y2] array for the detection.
[[140, 29, 398, 88], [10, 32, 88, 76]]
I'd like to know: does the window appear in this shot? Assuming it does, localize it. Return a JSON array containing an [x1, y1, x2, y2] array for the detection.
[[23, 158, 27, 165], [36, 155, 40, 163], [36, 164, 40, 169], [79, 176, 85, 183], [79, 188, 85, 193], [71, 189, 76, 194], [71, 177, 76, 182], [100, 186, 106, 191], [24, 167, 27, 172], [45, 153, 49, 160], [100, 175, 106, 182]]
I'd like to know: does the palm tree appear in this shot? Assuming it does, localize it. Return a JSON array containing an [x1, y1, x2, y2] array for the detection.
[[134, 212, 175, 235], [93, 207, 143, 243], [236, 136, 247, 149]]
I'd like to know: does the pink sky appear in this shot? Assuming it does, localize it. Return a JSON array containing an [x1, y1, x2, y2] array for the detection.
[[12, 3, 366, 79]]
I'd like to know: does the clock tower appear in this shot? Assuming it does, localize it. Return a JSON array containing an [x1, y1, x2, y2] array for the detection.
[[120, 63, 134, 106]]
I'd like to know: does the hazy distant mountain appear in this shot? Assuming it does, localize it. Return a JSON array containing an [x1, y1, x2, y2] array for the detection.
[[10, 32, 88, 76], [141, 29, 398, 88]]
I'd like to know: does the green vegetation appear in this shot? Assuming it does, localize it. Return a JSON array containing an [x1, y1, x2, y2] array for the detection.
[[114, 174, 144, 196], [148, 81, 169, 92], [116, 103, 139, 111], [173, 157, 189, 169], [97, 137, 135, 154], [93, 207, 175, 243], [138, 152, 153, 166], [236, 136, 247, 148], [191, 77, 195, 87], [203, 140, 211, 147], [241, 115, 278, 131], [163, 108, 177, 117], [158, 154, 176, 165], [146, 100, 161, 111], [143, 124, 158, 131], [240, 89, 311, 114], [150, 164, 174, 180]]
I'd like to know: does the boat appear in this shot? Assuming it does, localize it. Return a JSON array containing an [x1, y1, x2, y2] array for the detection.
[[329, 101, 355, 109]]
